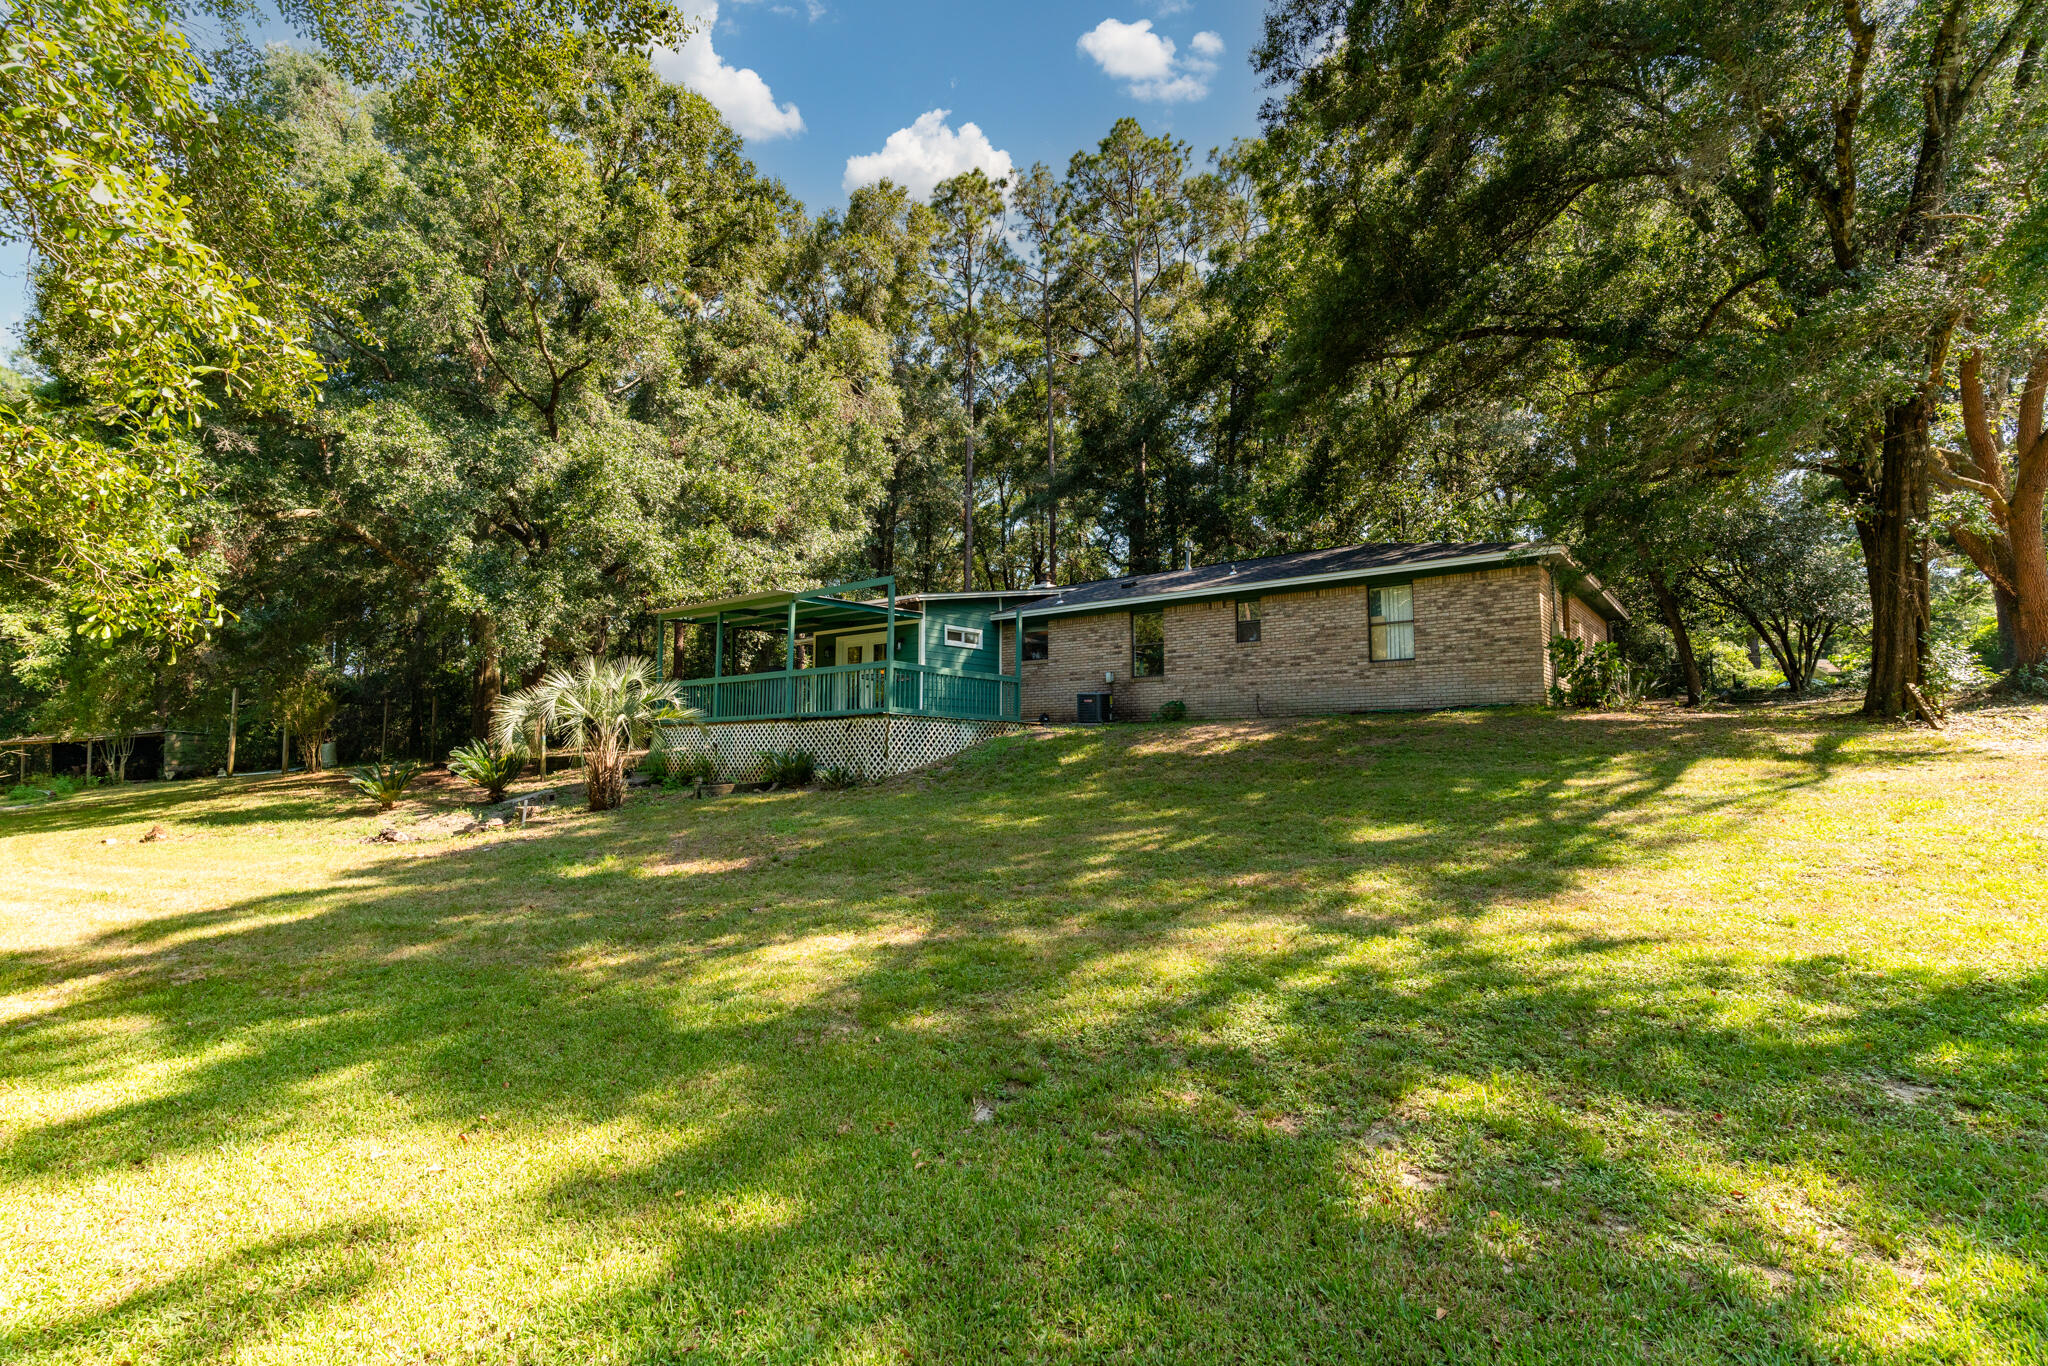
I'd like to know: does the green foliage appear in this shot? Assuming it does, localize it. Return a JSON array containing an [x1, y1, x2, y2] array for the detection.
[[644, 735, 715, 788], [2003, 662, 2048, 699], [1252, 0, 2048, 716], [275, 674, 338, 770], [447, 739, 526, 802], [1923, 643, 1994, 703], [0, 0, 320, 640], [816, 763, 861, 790], [347, 759, 425, 810], [1690, 487, 1867, 695], [1548, 637, 1640, 709], [493, 655, 693, 811], [756, 749, 816, 789], [1152, 700, 1188, 722]]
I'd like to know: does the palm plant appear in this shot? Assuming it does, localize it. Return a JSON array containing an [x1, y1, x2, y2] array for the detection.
[[447, 739, 527, 803], [348, 760, 425, 811], [492, 655, 700, 812]]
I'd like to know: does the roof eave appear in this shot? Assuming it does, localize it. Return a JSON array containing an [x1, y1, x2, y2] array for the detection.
[[995, 546, 1557, 621]]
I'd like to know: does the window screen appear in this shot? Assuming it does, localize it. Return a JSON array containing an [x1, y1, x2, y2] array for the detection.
[[1370, 585, 1414, 661], [1131, 609, 1165, 676], [1235, 598, 1261, 644]]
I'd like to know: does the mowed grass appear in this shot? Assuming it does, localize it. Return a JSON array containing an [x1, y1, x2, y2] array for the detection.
[[3, 706, 2047, 1365]]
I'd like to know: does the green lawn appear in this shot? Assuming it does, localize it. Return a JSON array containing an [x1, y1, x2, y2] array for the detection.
[[3, 705, 2046, 1364]]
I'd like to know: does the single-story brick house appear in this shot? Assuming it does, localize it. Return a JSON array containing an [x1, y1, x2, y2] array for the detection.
[[987, 541, 1626, 722], [648, 542, 1623, 778]]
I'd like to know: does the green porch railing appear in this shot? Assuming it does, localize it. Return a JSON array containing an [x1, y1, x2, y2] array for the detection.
[[674, 662, 1018, 723]]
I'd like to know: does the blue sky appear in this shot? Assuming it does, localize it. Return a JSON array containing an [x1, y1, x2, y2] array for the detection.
[[0, 2, 1270, 356]]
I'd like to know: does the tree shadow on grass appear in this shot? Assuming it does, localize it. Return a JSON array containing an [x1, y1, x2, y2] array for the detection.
[[3, 710, 2036, 1363]]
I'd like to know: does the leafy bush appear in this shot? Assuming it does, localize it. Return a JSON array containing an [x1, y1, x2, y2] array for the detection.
[[1699, 640, 1785, 694], [1967, 620, 2007, 674], [348, 760, 426, 811], [1548, 636, 1643, 708], [1153, 700, 1188, 722], [660, 751, 719, 789], [817, 764, 861, 790], [448, 740, 526, 802], [2004, 661, 2048, 699], [1922, 641, 1993, 702], [7, 783, 47, 802], [757, 749, 816, 788]]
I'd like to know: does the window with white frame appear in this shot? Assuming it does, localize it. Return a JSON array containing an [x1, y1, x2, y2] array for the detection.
[[943, 625, 984, 650], [1369, 584, 1415, 661]]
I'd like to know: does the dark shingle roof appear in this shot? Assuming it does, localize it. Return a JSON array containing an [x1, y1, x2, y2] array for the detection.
[[1015, 541, 1542, 615]]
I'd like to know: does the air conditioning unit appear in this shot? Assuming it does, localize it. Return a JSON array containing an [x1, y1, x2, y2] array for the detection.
[[1076, 691, 1113, 724]]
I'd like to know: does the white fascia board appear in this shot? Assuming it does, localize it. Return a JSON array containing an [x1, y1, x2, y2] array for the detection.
[[994, 547, 1557, 622]]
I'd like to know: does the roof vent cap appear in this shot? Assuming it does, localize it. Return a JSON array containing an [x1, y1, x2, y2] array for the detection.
[[1027, 580, 1056, 591]]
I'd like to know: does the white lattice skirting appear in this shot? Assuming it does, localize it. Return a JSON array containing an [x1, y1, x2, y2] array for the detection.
[[652, 715, 1017, 782]]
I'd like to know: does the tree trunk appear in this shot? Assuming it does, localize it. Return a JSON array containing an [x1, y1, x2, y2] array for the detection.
[[1045, 307, 1058, 584], [1130, 243, 1150, 573], [1855, 403, 1933, 718], [469, 614, 502, 741], [2012, 485, 2048, 669], [1641, 560, 1704, 706], [586, 746, 624, 811], [962, 345, 976, 591]]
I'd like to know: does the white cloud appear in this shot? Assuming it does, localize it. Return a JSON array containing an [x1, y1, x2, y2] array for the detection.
[[650, 3, 804, 141], [1078, 18, 1176, 80], [1076, 17, 1222, 102], [1150, 0, 1190, 13], [842, 110, 1014, 200]]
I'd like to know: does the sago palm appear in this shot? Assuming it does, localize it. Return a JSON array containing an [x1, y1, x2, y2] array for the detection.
[[492, 656, 699, 812]]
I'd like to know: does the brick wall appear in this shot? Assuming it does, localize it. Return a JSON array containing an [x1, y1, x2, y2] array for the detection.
[[1565, 595, 1610, 646], [1003, 565, 1553, 720]]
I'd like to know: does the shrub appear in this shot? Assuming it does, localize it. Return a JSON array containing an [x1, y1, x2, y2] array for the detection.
[[757, 749, 816, 788], [448, 740, 526, 803], [1153, 700, 1188, 722], [2004, 661, 2048, 699], [1548, 636, 1643, 708], [348, 760, 425, 811], [817, 764, 861, 790], [1922, 641, 1993, 702], [660, 751, 718, 790], [7, 783, 46, 802]]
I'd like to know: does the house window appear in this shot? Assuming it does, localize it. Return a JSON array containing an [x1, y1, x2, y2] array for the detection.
[[846, 644, 863, 664], [943, 625, 984, 650], [1235, 598, 1261, 644], [1131, 608, 1165, 677], [1370, 585, 1414, 661], [1023, 629, 1048, 661]]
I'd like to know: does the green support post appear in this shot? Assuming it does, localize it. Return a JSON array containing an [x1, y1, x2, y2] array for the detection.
[[712, 612, 724, 720], [1012, 603, 1023, 720], [785, 596, 798, 716], [884, 582, 896, 717]]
